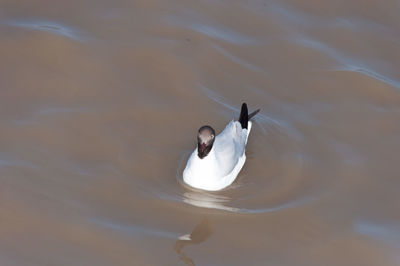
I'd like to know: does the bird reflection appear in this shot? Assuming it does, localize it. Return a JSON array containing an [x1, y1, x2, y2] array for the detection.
[[174, 217, 213, 266], [182, 191, 239, 212]]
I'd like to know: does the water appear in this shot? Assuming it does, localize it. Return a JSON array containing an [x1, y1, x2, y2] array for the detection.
[[1, 0, 400, 265]]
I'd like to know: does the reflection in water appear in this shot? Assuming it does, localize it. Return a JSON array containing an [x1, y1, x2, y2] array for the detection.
[[182, 191, 239, 212], [174, 218, 213, 266], [183, 190, 316, 214]]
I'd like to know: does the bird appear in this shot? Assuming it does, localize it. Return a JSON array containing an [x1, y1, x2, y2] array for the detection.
[[183, 103, 260, 191]]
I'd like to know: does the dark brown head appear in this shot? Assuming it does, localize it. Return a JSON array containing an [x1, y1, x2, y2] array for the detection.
[[197, 125, 215, 159]]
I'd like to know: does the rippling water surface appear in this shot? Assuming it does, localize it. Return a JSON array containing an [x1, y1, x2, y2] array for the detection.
[[1, 0, 400, 265]]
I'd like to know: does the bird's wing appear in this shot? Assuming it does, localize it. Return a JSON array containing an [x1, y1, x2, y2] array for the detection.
[[213, 121, 247, 176]]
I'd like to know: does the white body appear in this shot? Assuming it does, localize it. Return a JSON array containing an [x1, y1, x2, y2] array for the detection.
[[183, 120, 252, 191]]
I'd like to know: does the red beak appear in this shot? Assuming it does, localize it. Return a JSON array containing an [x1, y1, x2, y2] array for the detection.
[[200, 143, 206, 152]]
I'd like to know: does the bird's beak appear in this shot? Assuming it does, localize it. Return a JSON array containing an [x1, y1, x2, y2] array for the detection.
[[200, 143, 206, 152]]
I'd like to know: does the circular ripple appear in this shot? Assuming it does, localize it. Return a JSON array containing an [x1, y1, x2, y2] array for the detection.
[[163, 112, 320, 214]]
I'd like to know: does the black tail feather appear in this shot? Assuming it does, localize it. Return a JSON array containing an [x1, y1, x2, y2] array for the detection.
[[238, 103, 260, 129], [248, 109, 260, 120], [238, 103, 248, 129]]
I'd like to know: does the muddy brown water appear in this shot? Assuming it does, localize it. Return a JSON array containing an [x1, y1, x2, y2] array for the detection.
[[1, 0, 400, 265]]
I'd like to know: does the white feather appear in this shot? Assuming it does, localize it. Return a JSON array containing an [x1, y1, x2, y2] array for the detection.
[[183, 120, 252, 191]]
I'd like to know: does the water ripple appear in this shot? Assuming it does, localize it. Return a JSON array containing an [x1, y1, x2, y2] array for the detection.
[[166, 15, 259, 45], [190, 23, 257, 44], [295, 37, 400, 90], [181, 189, 315, 214], [212, 43, 264, 73], [331, 65, 400, 90], [0, 153, 37, 169], [14, 106, 90, 125], [4, 19, 86, 41], [266, 0, 396, 35], [356, 221, 400, 245], [91, 218, 179, 239]]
